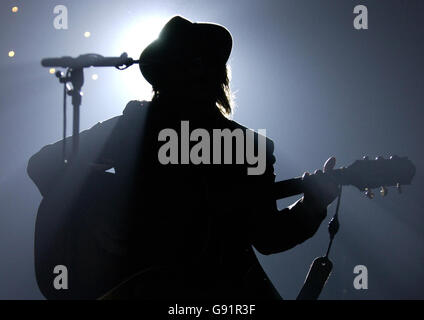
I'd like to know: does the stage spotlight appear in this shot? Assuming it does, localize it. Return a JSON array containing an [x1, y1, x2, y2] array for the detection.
[[49, 68, 56, 74], [118, 16, 165, 59], [8, 50, 15, 58], [84, 31, 91, 38], [115, 16, 167, 99], [92, 74, 98, 80], [12, 6, 18, 13]]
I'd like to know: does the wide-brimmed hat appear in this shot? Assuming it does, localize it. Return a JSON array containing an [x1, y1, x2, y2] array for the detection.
[[139, 16, 232, 87]]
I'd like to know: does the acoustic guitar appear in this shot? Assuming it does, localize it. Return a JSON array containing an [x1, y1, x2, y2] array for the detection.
[[34, 155, 415, 299]]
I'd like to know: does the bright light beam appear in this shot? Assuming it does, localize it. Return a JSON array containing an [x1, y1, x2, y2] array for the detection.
[[114, 16, 168, 100]]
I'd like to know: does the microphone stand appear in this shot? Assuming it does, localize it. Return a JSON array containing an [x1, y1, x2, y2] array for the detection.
[[46, 53, 139, 163], [54, 67, 83, 163], [70, 69, 83, 157]]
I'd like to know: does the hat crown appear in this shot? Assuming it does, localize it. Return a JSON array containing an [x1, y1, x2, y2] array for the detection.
[[158, 16, 193, 41], [139, 16, 232, 86]]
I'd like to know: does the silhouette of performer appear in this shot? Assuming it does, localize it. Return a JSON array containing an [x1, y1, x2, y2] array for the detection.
[[28, 16, 339, 300]]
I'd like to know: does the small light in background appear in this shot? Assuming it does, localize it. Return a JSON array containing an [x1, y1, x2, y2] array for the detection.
[[8, 50, 15, 58], [12, 6, 19, 13], [84, 31, 91, 38], [91, 74, 98, 80], [49, 68, 56, 74]]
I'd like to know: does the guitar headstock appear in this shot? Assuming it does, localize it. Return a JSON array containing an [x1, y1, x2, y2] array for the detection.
[[344, 155, 416, 198]]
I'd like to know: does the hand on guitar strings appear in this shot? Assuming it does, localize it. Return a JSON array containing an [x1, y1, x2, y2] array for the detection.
[[301, 156, 340, 215]]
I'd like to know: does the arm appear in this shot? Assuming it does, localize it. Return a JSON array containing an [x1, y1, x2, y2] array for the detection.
[[250, 198, 327, 255], [27, 116, 120, 197], [249, 139, 334, 255]]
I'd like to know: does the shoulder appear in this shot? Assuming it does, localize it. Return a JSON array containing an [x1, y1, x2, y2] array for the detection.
[[220, 117, 275, 153], [92, 100, 150, 133], [87, 100, 150, 149], [122, 100, 151, 117]]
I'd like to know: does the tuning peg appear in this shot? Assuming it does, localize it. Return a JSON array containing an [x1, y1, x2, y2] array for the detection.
[[362, 156, 369, 160], [396, 183, 402, 194], [390, 155, 399, 160], [375, 156, 384, 160], [365, 188, 375, 199], [380, 186, 388, 197]]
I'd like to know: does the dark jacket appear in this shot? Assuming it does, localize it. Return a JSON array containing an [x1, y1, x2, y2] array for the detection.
[[28, 99, 325, 300]]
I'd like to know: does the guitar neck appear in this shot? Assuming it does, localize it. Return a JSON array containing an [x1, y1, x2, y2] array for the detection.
[[273, 168, 349, 199]]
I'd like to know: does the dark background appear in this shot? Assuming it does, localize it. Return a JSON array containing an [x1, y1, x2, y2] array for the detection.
[[0, 0, 423, 299]]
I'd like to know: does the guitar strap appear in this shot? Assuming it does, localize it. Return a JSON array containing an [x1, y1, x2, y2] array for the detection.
[[297, 186, 342, 300]]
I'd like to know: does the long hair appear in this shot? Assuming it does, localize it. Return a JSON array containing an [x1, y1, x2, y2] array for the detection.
[[215, 64, 234, 118], [152, 63, 234, 118]]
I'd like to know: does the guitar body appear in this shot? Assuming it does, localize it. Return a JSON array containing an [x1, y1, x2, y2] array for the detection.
[[34, 171, 131, 299], [33, 165, 216, 300]]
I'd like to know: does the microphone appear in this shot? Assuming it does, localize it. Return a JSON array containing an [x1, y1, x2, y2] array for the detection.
[[41, 53, 139, 69]]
